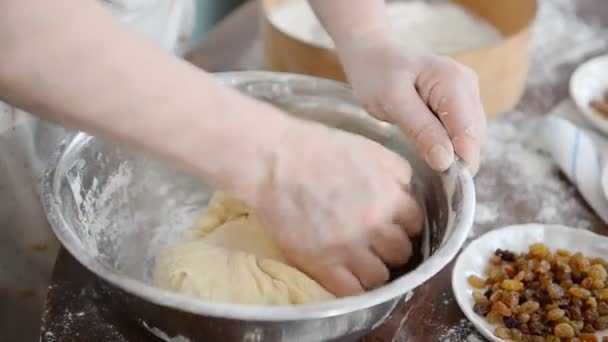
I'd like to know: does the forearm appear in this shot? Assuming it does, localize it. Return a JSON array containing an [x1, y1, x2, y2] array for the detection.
[[308, 0, 393, 48], [0, 0, 288, 201]]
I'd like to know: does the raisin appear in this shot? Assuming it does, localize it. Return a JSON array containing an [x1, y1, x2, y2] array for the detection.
[[472, 291, 488, 304], [593, 315, 608, 330], [521, 301, 540, 314], [502, 291, 520, 309], [598, 301, 608, 315], [589, 264, 608, 282], [568, 306, 583, 320], [468, 275, 486, 289], [492, 301, 512, 317], [583, 323, 596, 333], [548, 283, 565, 299], [570, 286, 592, 299], [528, 321, 544, 335], [504, 316, 519, 328], [579, 334, 599, 342], [584, 308, 600, 322], [546, 308, 565, 320], [502, 279, 524, 291], [473, 302, 490, 316], [502, 251, 516, 262], [494, 326, 511, 339], [554, 322, 575, 338]]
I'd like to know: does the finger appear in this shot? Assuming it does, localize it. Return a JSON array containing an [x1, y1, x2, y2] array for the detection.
[[308, 264, 364, 297], [347, 248, 390, 290], [370, 224, 413, 267], [394, 193, 423, 237], [418, 61, 485, 174], [380, 85, 455, 172]]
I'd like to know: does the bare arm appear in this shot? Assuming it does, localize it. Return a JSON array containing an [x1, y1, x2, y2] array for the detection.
[[0, 0, 289, 202], [308, 0, 485, 174], [308, 0, 393, 47]]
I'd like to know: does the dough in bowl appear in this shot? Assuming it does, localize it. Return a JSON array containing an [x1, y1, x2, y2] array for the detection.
[[153, 191, 335, 305]]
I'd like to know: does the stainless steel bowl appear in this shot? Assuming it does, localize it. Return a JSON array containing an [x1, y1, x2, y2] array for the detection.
[[42, 71, 475, 341]]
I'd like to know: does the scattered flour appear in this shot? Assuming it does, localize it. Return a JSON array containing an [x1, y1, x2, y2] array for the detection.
[[525, 0, 608, 108], [437, 318, 482, 342], [269, 0, 502, 53], [465, 0, 608, 243]]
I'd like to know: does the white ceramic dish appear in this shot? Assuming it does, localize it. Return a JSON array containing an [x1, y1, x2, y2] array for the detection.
[[570, 54, 608, 136], [452, 223, 608, 341]]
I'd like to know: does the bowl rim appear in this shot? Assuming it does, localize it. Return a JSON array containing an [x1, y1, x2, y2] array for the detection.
[[261, 0, 539, 56], [41, 71, 475, 322], [569, 53, 608, 136]]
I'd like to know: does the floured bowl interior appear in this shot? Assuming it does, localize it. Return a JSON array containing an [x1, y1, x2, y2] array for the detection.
[[42, 71, 475, 341]]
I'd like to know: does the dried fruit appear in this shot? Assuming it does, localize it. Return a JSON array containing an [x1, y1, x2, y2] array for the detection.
[[587, 297, 599, 309], [486, 311, 503, 324], [472, 291, 488, 304], [504, 316, 519, 329], [594, 315, 608, 330], [521, 301, 540, 314], [529, 243, 550, 258], [599, 301, 608, 315], [547, 283, 565, 299], [468, 275, 486, 289], [589, 264, 608, 282], [579, 334, 599, 342], [494, 326, 511, 339], [473, 302, 490, 316], [502, 279, 525, 291], [546, 308, 565, 321], [472, 246, 608, 340], [492, 301, 513, 317], [553, 322, 574, 338], [571, 320, 585, 331], [502, 291, 520, 309], [569, 286, 592, 299], [510, 328, 523, 341]]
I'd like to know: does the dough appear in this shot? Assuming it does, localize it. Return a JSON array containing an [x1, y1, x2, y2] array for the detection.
[[153, 191, 335, 305]]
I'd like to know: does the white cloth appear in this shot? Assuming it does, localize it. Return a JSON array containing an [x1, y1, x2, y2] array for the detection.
[[0, 1, 194, 341], [540, 99, 608, 224]]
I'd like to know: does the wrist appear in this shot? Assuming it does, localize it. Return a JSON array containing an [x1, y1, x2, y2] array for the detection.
[[187, 88, 292, 207]]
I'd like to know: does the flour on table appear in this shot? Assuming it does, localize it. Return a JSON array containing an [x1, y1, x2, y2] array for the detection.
[[525, 0, 608, 109], [269, 0, 502, 54]]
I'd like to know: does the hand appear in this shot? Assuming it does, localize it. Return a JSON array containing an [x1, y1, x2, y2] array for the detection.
[[251, 119, 423, 296], [336, 35, 486, 174]]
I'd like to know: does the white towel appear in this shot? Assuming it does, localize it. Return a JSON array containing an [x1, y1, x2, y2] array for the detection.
[[540, 99, 608, 224]]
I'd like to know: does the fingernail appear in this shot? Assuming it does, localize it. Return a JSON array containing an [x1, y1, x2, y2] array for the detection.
[[426, 144, 454, 171]]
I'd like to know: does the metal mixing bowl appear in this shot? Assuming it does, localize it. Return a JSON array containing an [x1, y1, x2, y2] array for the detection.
[[42, 71, 475, 341]]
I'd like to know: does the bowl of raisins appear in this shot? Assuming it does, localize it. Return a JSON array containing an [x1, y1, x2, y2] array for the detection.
[[453, 223, 608, 342]]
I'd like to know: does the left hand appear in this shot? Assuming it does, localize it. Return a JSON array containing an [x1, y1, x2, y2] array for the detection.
[[336, 34, 486, 174]]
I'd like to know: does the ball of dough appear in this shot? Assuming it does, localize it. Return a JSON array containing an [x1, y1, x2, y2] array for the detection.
[[153, 192, 335, 305]]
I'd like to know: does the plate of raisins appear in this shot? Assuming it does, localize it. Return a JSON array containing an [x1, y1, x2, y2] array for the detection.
[[453, 223, 608, 342]]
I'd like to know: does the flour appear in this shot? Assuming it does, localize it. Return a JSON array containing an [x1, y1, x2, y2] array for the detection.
[[464, 0, 607, 244], [269, 0, 502, 53], [525, 0, 608, 110], [437, 318, 482, 342]]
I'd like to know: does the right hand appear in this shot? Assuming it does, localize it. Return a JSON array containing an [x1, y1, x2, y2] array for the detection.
[[251, 119, 423, 296]]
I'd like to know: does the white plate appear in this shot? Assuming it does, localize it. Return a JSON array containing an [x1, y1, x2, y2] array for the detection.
[[570, 54, 608, 136], [452, 223, 608, 341]]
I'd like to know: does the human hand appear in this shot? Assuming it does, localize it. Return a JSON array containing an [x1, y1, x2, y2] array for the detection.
[[336, 35, 486, 174], [251, 119, 423, 296]]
